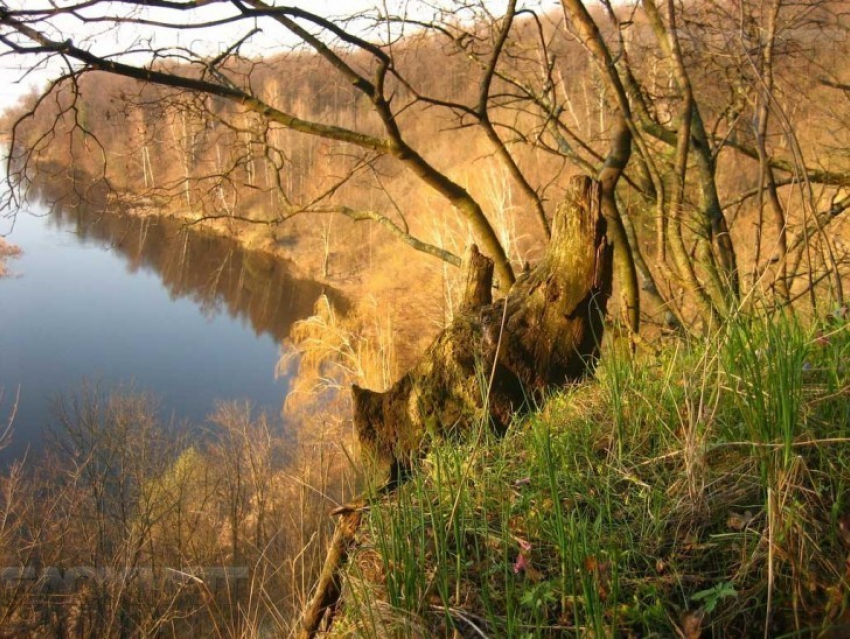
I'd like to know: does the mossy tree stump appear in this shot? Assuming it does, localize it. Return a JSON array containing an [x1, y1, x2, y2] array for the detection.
[[353, 175, 613, 482]]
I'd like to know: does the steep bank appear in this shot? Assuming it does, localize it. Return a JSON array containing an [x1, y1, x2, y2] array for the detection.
[[321, 314, 850, 637]]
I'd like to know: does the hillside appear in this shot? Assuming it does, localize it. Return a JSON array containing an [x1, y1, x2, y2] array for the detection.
[[0, 1, 849, 636], [325, 315, 850, 636]]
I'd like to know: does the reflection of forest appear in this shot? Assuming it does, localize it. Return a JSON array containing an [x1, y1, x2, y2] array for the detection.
[[41, 193, 347, 343]]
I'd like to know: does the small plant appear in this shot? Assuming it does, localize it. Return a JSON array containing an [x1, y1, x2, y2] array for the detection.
[[691, 581, 738, 613], [519, 580, 558, 615]]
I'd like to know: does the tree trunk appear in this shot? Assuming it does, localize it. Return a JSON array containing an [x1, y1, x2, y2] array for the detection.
[[353, 175, 613, 481]]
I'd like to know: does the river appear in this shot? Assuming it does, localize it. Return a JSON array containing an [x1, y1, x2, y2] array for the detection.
[[0, 203, 336, 463]]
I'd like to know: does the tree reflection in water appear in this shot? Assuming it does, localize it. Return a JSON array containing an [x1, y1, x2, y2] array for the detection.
[[46, 201, 347, 344]]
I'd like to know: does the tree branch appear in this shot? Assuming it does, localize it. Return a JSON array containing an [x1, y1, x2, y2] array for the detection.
[[308, 206, 462, 268]]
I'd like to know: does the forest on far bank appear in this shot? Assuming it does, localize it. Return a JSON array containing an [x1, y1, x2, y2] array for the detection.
[[2, 0, 848, 341]]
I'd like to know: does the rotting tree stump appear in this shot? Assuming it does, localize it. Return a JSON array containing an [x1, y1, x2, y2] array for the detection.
[[353, 175, 613, 483], [299, 176, 612, 639]]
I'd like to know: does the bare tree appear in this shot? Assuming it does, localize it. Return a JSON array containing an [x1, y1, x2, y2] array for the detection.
[[0, 1, 519, 287], [1, 0, 848, 326]]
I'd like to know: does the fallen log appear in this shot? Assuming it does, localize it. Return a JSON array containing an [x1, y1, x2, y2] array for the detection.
[[297, 504, 363, 639], [353, 175, 613, 483]]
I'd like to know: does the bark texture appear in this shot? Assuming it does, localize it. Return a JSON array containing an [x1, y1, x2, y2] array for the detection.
[[353, 176, 613, 479]]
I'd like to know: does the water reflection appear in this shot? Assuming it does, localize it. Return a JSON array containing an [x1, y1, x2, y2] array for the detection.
[[0, 188, 345, 463], [49, 207, 343, 343]]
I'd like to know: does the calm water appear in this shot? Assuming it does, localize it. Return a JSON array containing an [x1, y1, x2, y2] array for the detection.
[[0, 205, 334, 463]]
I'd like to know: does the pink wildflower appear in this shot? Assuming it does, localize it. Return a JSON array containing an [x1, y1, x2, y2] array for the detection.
[[513, 553, 529, 574]]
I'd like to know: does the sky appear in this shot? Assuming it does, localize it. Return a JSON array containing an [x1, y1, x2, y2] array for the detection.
[[0, 0, 527, 107], [0, 0, 410, 107]]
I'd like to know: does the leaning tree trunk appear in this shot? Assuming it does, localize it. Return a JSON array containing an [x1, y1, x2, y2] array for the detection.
[[353, 175, 613, 482]]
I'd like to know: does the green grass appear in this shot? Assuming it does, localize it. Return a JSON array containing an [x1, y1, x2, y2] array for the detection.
[[334, 313, 850, 637]]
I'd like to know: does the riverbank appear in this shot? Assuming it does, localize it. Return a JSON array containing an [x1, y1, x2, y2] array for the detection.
[[0, 237, 20, 277], [324, 313, 850, 637], [114, 193, 453, 370]]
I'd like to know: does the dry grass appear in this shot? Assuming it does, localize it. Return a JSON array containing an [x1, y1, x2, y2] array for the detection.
[[0, 237, 21, 278]]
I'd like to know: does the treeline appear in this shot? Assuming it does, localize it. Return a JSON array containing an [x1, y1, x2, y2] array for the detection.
[[2, 45, 508, 293], [0, 279, 398, 635]]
